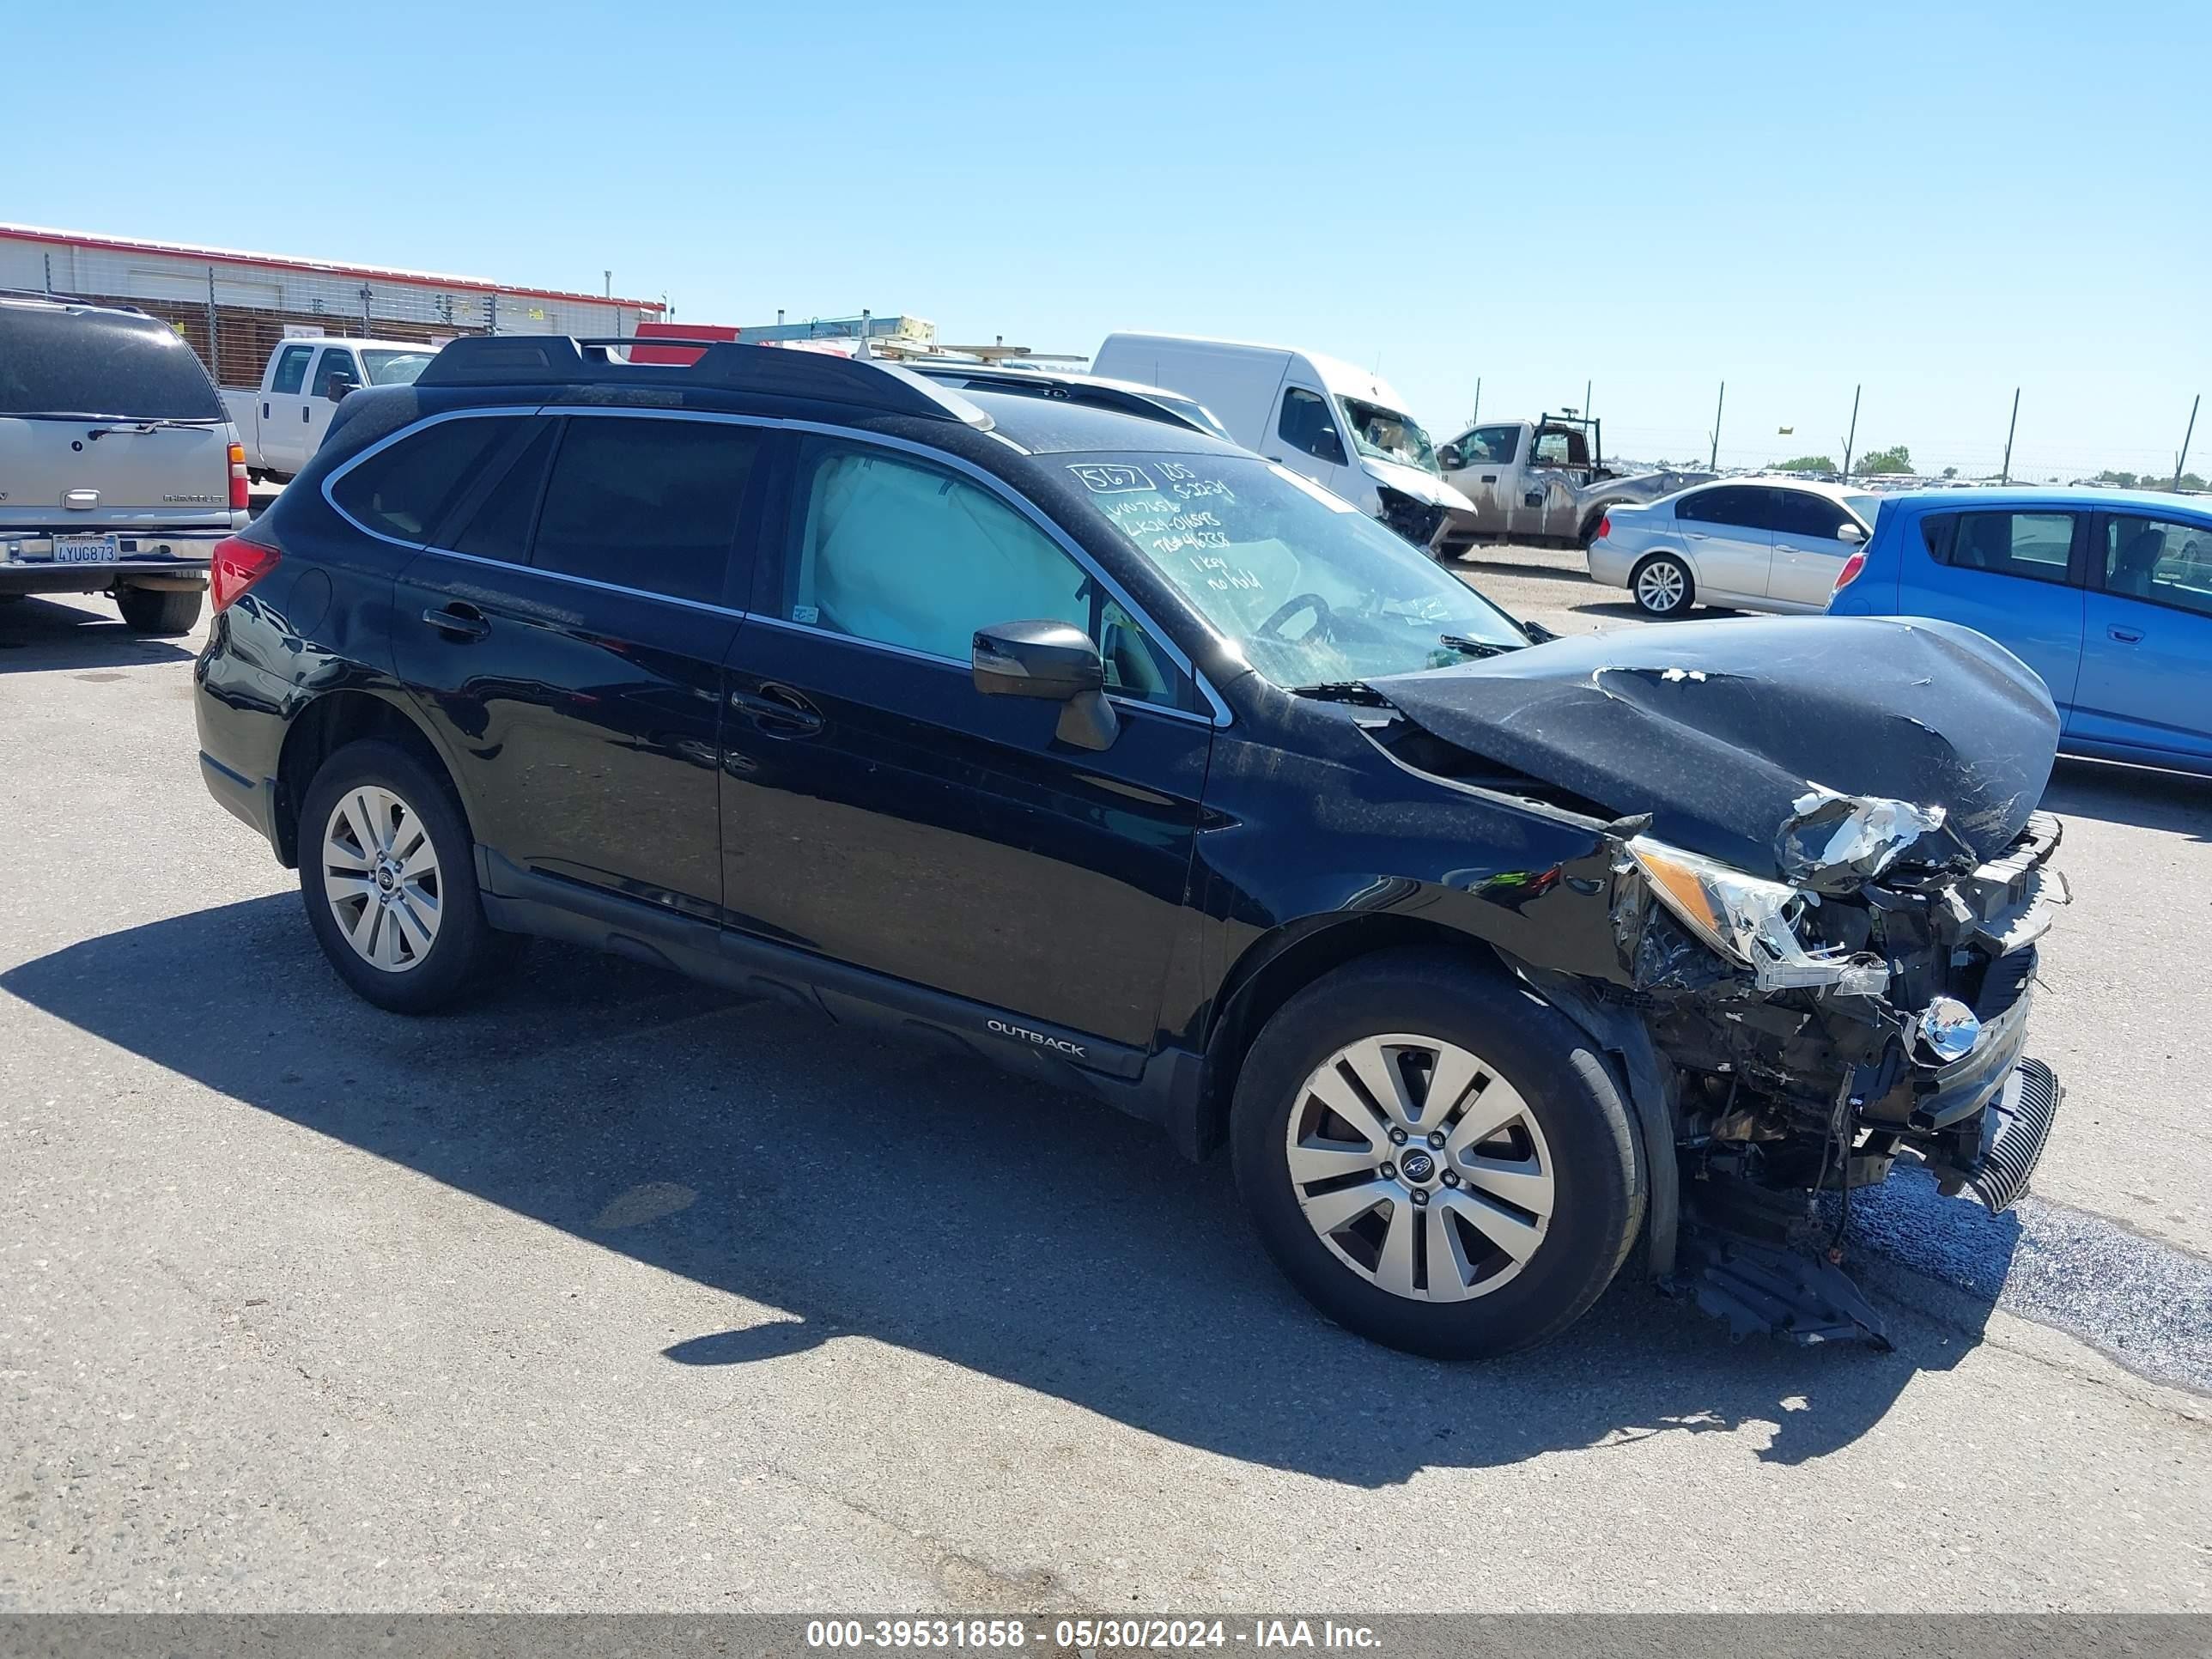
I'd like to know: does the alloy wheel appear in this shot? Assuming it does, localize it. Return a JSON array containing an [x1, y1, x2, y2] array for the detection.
[[1284, 1032, 1556, 1301], [1635, 559, 1687, 613], [321, 786, 442, 973]]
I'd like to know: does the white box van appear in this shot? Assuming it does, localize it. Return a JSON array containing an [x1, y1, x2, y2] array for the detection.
[[1092, 332, 1474, 554]]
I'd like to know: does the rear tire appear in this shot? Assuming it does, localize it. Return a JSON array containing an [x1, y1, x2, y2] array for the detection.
[[117, 586, 204, 635], [299, 739, 508, 1013], [1230, 949, 1643, 1358], [1628, 552, 1694, 618]]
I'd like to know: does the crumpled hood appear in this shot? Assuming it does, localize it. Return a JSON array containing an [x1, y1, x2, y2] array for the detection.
[[1363, 456, 1474, 513], [1370, 616, 2059, 884]]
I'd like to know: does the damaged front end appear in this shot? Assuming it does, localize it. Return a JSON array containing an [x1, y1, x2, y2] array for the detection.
[[1613, 803, 2066, 1347], [1367, 617, 2072, 1349]]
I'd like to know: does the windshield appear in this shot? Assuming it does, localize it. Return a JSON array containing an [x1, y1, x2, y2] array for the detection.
[[1844, 492, 1882, 529], [359, 349, 434, 387], [0, 307, 223, 421], [1066, 453, 1530, 689], [1336, 395, 1438, 475]]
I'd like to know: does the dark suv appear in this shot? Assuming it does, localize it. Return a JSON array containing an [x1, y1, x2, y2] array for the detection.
[[195, 337, 2068, 1357]]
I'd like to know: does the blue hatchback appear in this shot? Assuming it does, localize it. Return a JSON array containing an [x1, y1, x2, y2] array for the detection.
[[1828, 487, 2212, 775]]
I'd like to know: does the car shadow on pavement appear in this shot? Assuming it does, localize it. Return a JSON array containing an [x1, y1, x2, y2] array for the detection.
[[2, 893, 2015, 1487], [0, 595, 195, 671], [2043, 757, 2212, 843]]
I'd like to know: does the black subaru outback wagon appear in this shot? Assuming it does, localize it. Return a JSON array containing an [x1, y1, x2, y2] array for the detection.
[[196, 337, 2067, 1357]]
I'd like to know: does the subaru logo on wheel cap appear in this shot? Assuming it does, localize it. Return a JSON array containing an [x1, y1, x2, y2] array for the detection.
[[1400, 1149, 1436, 1182]]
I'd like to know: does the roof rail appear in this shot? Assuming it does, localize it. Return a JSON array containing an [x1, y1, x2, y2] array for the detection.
[[0, 286, 151, 318], [414, 335, 994, 429]]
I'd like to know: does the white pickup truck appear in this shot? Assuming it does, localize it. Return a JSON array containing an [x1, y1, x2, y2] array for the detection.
[[222, 337, 436, 483]]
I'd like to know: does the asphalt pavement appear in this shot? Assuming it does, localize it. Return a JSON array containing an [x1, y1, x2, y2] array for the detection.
[[2, 565, 2209, 1613]]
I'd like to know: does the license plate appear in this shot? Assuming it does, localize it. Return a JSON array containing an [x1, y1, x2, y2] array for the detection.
[[52, 533, 120, 564]]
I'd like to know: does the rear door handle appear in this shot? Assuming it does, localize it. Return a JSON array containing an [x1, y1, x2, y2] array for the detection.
[[422, 603, 490, 641], [2107, 624, 2144, 643], [730, 684, 823, 737], [261, 401, 270, 419], [1480, 474, 1498, 483]]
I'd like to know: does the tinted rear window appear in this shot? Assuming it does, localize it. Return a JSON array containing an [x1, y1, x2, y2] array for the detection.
[[0, 306, 223, 420], [529, 416, 758, 604]]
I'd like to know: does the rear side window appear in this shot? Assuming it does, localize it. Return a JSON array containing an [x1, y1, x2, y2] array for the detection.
[[1939, 510, 2077, 585], [530, 416, 757, 605], [0, 305, 223, 420], [1771, 489, 1852, 539], [270, 345, 313, 396], [331, 416, 525, 543], [2103, 514, 2212, 617], [1678, 485, 1774, 530]]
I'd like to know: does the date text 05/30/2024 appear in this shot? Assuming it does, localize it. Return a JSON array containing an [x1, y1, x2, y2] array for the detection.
[[805, 1618, 1383, 1650]]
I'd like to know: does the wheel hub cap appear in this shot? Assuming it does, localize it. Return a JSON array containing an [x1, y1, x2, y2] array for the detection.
[[1284, 1032, 1557, 1303]]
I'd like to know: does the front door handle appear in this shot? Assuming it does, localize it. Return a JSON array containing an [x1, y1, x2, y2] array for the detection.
[[2107, 623, 2144, 643], [1480, 473, 1498, 483], [730, 684, 823, 737], [422, 603, 490, 641], [303, 405, 313, 422], [262, 401, 270, 420]]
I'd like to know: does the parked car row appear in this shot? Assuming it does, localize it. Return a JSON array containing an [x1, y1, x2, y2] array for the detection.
[[1583, 471, 2212, 776]]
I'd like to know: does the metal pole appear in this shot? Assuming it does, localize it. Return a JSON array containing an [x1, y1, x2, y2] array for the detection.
[[43, 252, 53, 294], [604, 270, 611, 299], [205, 266, 220, 380], [2001, 387, 2020, 484], [488, 293, 498, 336], [2174, 394, 2200, 491], [361, 283, 373, 335], [1710, 381, 1725, 471], [1583, 379, 1592, 420], [1842, 383, 1860, 478], [1471, 376, 1481, 425]]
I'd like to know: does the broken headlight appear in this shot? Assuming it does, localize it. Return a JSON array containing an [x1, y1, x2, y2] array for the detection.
[[1625, 836, 1887, 995]]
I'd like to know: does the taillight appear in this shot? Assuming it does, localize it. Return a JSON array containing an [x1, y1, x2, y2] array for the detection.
[[228, 442, 249, 511], [210, 535, 281, 612], [1596, 514, 1612, 542], [1832, 550, 1868, 593]]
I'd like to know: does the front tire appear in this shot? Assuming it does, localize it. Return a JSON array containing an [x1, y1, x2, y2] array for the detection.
[[299, 739, 507, 1013], [1628, 551, 1694, 618], [1231, 950, 1643, 1358], [117, 586, 204, 635]]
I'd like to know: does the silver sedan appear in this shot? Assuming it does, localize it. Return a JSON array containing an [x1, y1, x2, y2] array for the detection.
[[1586, 477, 1881, 617]]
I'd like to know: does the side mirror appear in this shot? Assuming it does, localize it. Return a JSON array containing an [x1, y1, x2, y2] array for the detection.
[[1437, 444, 1464, 471], [972, 619, 1119, 751], [1837, 522, 1864, 545], [325, 378, 356, 403]]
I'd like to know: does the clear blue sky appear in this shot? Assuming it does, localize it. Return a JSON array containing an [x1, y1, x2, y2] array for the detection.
[[9, 1, 2206, 479]]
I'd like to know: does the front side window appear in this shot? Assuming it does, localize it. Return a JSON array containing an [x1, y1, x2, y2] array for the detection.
[[1677, 485, 1774, 531], [331, 416, 526, 543], [2103, 514, 2212, 617], [1066, 453, 1528, 690], [1771, 489, 1853, 540], [310, 349, 359, 398], [781, 442, 1183, 706], [531, 416, 758, 604], [270, 345, 313, 397], [1337, 396, 1439, 474], [1277, 387, 1347, 465], [1455, 425, 1520, 465], [1943, 510, 2077, 585]]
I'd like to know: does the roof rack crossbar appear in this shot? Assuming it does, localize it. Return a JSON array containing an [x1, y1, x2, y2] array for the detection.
[[413, 335, 993, 428]]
